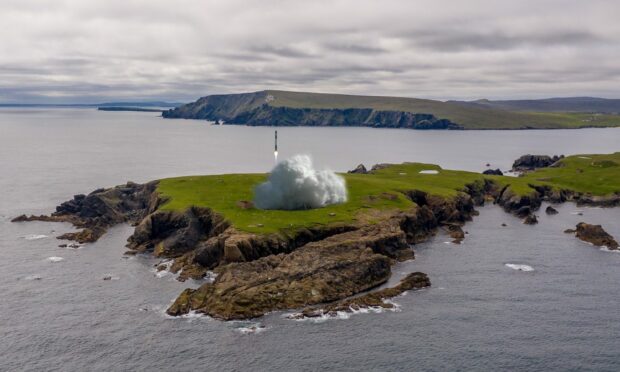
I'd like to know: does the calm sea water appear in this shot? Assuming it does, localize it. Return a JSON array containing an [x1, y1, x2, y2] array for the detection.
[[1, 108, 620, 371]]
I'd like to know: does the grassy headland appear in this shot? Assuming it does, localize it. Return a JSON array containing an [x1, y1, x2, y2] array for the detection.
[[157, 153, 620, 234], [163, 90, 620, 130]]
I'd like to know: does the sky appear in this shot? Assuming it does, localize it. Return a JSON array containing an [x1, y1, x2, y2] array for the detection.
[[1, 0, 619, 103]]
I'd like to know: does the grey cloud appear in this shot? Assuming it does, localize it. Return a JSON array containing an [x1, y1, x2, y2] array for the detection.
[[0, 0, 618, 102]]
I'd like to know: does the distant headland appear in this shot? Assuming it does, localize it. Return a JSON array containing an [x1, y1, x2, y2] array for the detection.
[[163, 90, 620, 130]]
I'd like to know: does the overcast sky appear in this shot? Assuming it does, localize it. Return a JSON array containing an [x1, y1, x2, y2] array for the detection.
[[1, 0, 618, 103]]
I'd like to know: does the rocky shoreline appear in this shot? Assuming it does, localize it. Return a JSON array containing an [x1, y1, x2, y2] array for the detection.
[[11, 157, 620, 320]]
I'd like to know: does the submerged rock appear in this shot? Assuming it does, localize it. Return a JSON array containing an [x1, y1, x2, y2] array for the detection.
[[573, 222, 619, 250], [523, 214, 538, 225]]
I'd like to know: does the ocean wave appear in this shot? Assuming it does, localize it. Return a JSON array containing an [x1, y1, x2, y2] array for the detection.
[[23, 274, 42, 280], [47, 256, 64, 262], [505, 263, 534, 272]]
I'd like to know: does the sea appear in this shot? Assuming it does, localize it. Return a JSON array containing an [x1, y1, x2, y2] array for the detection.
[[1, 108, 619, 371]]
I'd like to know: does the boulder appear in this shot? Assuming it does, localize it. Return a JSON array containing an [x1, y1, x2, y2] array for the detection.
[[573, 222, 619, 250]]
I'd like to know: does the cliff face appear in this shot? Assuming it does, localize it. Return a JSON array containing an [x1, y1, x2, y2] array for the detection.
[[163, 92, 463, 130]]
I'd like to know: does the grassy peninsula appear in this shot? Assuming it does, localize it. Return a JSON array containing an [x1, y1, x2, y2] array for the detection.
[[156, 153, 620, 234]]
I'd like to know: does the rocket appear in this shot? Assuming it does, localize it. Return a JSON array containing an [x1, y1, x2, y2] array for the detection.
[[274, 130, 278, 164]]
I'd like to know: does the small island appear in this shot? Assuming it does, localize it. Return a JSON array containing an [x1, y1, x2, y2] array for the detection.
[[13, 153, 620, 320]]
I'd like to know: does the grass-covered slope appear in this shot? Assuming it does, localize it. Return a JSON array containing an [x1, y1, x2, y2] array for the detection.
[[156, 153, 620, 234], [157, 163, 484, 234], [520, 153, 620, 195], [163, 90, 620, 129]]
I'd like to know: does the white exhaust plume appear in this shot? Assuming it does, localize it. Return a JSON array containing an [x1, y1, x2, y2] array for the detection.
[[254, 155, 347, 210]]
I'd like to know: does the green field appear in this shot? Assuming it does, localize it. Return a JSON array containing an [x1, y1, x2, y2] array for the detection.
[[157, 153, 620, 234], [265, 90, 620, 130]]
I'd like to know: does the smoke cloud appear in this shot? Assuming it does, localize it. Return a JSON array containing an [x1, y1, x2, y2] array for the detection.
[[254, 155, 347, 210]]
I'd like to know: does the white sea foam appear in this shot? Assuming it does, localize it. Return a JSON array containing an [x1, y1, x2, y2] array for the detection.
[[47, 256, 64, 262], [23, 234, 48, 240], [600, 246, 620, 253], [289, 300, 401, 323], [419, 170, 439, 175], [254, 155, 347, 210], [204, 271, 218, 283], [235, 322, 267, 334], [505, 263, 534, 272], [24, 274, 42, 280], [152, 259, 174, 278]]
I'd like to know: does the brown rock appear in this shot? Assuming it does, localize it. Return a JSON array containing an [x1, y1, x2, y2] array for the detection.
[[295, 272, 431, 319], [574, 222, 619, 250], [523, 214, 538, 225]]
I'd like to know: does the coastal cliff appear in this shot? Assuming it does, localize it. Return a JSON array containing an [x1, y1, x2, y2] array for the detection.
[[162, 90, 620, 129]]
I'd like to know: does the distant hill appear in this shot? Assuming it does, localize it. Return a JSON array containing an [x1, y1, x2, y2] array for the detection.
[[450, 97, 620, 113], [97, 107, 163, 112], [163, 90, 620, 130]]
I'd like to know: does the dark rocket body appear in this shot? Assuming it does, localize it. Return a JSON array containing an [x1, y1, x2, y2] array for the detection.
[[275, 130, 278, 152]]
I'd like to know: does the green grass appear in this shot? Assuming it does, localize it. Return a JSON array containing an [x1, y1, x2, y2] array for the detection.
[[156, 153, 620, 234], [520, 153, 620, 195], [157, 163, 486, 234], [265, 90, 620, 130]]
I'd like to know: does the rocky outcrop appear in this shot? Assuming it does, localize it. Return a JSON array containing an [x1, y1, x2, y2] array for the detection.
[[574, 193, 620, 207], [348, 164, 368, 174], [290, 272, 431, 319], [166, 234, 394, 320], [126, 207, 229, 257], [12, 181, 160, 243], [512, 154, 564, 171], [165, 213, 431, 320], [166, 189, 480, 319], [483, 168, 503, 176], [572, 222, 619, 250]]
